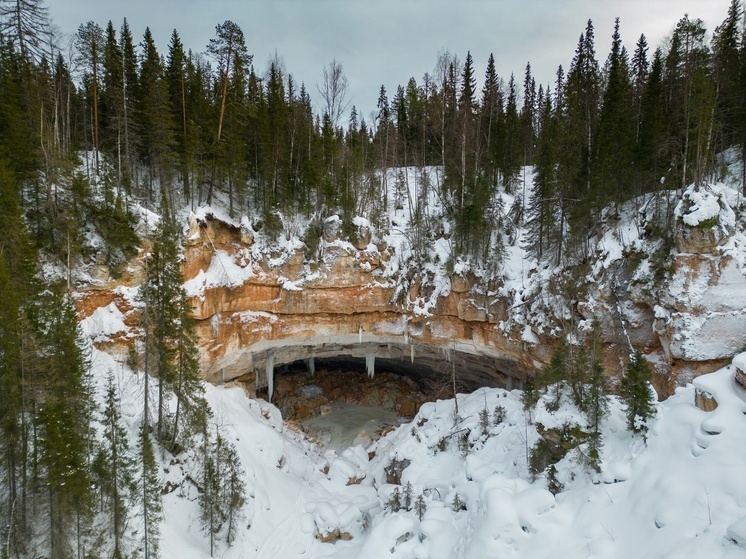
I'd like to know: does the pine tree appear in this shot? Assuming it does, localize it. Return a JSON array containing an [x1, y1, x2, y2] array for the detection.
[[620, 350, 656, 434], [76, 21, 104, 175], [664, 15, 715, 190], [207, 20, 251, 148]]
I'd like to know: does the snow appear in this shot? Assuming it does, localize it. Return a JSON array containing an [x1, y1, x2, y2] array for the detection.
[[183, 248, 256, 297], [76, 284, 746, 559], [677, 186, 722, 227], [70, 157, 746, 557], [727, 516, 746, 547], [80, 302, 127, 342]]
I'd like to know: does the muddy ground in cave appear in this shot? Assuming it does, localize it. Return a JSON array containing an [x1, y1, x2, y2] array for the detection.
[[273, 367, 435, 420], [251, 366, 441, 448]]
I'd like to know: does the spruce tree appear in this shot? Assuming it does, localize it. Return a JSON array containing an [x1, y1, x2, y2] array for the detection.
[[35, 291, 96, 559], [120, 18, 139, 188], [98, 372, 136, 557], [520, 62, 537, 166], [586, 359, 609, 435], [711, 0, 743, 154], [139, 202, 188, 442], [166, 29, 193, 204], [501, 74, 521, 192], [538, 341, 568, 411], [414, 493, 427, 521], [620, 350, 656, 434], [137, 28, 175, 198], [139, 426, 162, 559], [637, 48, 667, 195], [560, 20, 600, 260], [200, 432, 246, 554], [75, 21, 104, 174], [592, 18, 636, 208], [480, 53, 502, 187], [171, 290, 205, 451]]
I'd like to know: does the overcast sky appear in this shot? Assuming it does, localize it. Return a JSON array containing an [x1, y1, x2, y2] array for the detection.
[[48, 0, 730, 121]]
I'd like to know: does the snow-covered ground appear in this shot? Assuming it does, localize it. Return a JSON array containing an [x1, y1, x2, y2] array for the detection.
[[85, 337, 746, 558], [71, 156, 746, 557]]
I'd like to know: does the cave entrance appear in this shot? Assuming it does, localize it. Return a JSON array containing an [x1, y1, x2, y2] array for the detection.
[[223, 338, 528, 451], [259, 357, 446, 451]]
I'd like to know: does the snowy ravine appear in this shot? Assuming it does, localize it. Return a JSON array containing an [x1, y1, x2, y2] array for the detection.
[[85, 339, 746, 558]]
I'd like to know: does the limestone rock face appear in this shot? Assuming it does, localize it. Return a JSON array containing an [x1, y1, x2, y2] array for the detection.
[[76, 203, 746, 399], [182, 213, 542, 390], [577, 212, 746, 389], [653, 253, 746, 363]]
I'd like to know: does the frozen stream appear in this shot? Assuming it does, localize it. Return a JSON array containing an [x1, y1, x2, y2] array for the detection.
[[301, 402, 403, 451]]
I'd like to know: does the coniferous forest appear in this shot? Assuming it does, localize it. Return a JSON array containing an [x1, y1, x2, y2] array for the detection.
[[1, 0, 746, 557]]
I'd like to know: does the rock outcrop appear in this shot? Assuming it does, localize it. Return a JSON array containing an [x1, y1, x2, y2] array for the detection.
[[182, 213, 546, 394], [73, 184, 746, 400]]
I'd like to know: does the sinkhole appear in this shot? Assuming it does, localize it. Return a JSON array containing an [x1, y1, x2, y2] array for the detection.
[[219, 336, 528, 450], [243, 350, 520, 451], [256, 357, 442, 451]]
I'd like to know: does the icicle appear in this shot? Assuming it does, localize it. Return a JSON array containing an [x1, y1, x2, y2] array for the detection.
[[365, 353, 375, 378], [443, 347, 452, 363], [307, 357, 315, 375], [507, 376, 513, 390], [359, 325, 363, 344], [211, 313, 220, 338], [266, 354, 275, 402], [410, 344, 415, 364], [403, 316, 409, 344]]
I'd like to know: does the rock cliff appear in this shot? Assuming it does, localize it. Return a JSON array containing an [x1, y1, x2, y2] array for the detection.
[[73, 180, 746, 399], [181, 213, 547, 395]]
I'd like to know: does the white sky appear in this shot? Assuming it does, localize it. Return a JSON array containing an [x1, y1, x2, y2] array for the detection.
[[48, 0, 730, 122]]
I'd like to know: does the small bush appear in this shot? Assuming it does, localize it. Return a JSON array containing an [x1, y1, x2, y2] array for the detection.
[[493, 405, 507, 425]]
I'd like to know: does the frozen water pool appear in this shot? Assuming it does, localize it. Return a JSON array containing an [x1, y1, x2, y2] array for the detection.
[[301, 401, 403, 451]]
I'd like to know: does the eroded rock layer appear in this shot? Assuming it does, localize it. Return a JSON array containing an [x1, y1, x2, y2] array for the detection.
[[184, 214, 546, 393]]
